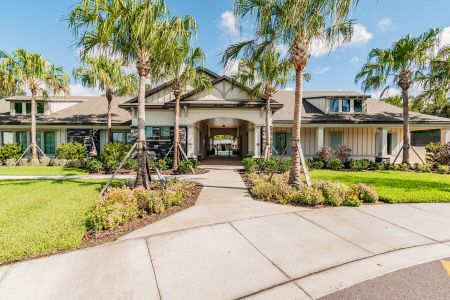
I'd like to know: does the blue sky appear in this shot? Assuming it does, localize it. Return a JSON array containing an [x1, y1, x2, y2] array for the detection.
[[0, 0, 449, 96]]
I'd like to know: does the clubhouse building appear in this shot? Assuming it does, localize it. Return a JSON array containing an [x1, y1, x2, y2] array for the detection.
[[1, 68, 449, 163]]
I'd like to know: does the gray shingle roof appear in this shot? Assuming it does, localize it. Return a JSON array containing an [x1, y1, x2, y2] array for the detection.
[[272, 91, 450, 124]]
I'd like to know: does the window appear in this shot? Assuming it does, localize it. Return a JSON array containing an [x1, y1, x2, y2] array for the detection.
[[273, 132, 292, 155], [354, 99, 363, 112], [16, 131, 28, 148], [125, 132, 132, 144], [160, 127, 171, 140], [37, 102, 45, 114], [2, 132, 13, 145], [14, 103, 23, 114], [25, 103, 31, 114], [411, 129, 440, 147], [342, 99, 350, 112], [330, 99, 340, 112], [36, 131, 42, 149], [145, 127, 153, 140], [44, 132, 56, 154], [112, 132, 124, 143], [330, 132, 343, 147]]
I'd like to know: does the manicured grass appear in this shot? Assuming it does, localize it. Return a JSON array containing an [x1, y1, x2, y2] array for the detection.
[[310, 169, 450, 203], [0, 180, 106, 264], [0, 166, 88, 176]]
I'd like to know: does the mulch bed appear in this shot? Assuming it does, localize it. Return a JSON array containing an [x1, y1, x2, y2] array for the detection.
[[82, 182, 203, 247], [157, 168, 209, 175]]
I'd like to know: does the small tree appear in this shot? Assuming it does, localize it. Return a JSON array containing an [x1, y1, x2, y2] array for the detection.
[[356, 29, 441, 164], [0, 49, 69, 159], [74, 55, 138, 142]]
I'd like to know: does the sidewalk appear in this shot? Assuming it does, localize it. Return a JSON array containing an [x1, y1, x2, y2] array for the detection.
[[1, 162, 450, 299]]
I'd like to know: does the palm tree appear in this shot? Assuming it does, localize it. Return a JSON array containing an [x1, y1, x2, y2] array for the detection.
[[355, 29, 441, 164], [223, 0, 357, 187], [0, 56, 24, 98], [233, 50, 294, 159], [0, 49, 69, 159], [74, 55, 138, 143], [69, 0, 189, 188], [163, 41, 211, 170]]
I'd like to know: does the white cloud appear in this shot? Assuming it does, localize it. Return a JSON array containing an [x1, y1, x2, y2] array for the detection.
[[313, 66, 330, 74], [219, 10, 239, 40], [349, 56, 360, 65], [310, 23, 373, 57], [69, 83, 102, 96], [439, 26, 450, 48], [377, 17, 393, 32], [281, 85, 295, 91], [371, 88, 400, 99], [223, 59, 240, 76], [275, 43, 290, 57]]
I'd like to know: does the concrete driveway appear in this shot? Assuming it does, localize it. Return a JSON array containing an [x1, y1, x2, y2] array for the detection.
[[1, 161, 450, 299]]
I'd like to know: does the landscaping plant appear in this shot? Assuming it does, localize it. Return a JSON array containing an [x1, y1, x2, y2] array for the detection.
[[56, 142, 88, 160], [0, 144, 24, 162]]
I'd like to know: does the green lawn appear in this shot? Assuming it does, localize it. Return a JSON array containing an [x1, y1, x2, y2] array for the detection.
[[0, 166, 88, 176], [310, 169, 450, 203], [0, 180, 106, 264]]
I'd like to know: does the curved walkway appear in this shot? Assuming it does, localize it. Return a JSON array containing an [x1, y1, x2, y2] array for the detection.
[[1, 161, 450, 299]]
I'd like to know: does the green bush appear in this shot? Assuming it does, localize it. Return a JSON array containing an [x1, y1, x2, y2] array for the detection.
[[51, 158, 68, 166], [155, 158, 172, 171], [437, 164, 450, 174], [56, 142, 87, 160], [398, 163, 409, 172], [425, 142, 450, 166], [178, 159, 198, 174], [313, 180, 347, 206], [242, 157, 257, 172], [307, 159, 324, 169], [100, 142, 131, 173], [327, 159, 343, 170], [294, 187, 325, 206], [0, 144, 24, 161], [124, 158, 138, 170], [86, 158, 103, 174], [28, 158, 40, 166], [4, 159, 16, 167], [39, 157, 51, 166], [416, 163, 432, 173], [343, 193, 362, 207], [352, 183, 378, 203], [66, 159, 85, 168], [162, 190, 183, 207], [350, 159, 371, 171]]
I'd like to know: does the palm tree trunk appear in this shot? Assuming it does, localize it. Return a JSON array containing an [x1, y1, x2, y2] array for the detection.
[[264, 95, 271, 159], [106, 92, 113, 143], [401, 88, 410, 164], [135, 73, 150, 188], [30, 89, 38, 160], [288, 68, 304, 187], [173, 90, 181, 170]]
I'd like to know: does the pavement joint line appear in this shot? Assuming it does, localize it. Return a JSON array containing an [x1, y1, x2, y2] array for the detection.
[[294, 211, 375, 255], [0, 265, 12, 287], [228, 222, 314, 300], [236, 241, 450, 300], [353, 207, 441, 243], [405, 203, 450, 219], [145, 239, 162, 300]]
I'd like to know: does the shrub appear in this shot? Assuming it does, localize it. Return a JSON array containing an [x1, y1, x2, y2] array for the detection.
[[28, 158, 41, 166], [352, 183, 378, 203], [4, 158, 16, 167], [278, 158, 291, 173], [327, 159, 343, 170], [295, 187, 325, 206], [313, 180, 347, 206], [437, 164, 450, 174], [162, 190, 183, 207], [350, 159, 371, 171], [86, 158, 103, 174], [398, 163, 409, 172], [332, 145, 352, 163], [124, 158, 138, 170], [155, 158, 172, 171], [86, 188, 138, 232], [100, 142, 131, 173], [51, 158, 68, 166], [343, 193, 362, 207], [425, 142, 450, 166], [416, 163, 432, 173], [242, 157, 257, 172], [178, 159, 197, 174], [39, 157, 51, 166], [56, 142, 87, 160], [314, 147, 334, 161], [0, 144, 24, 161], [66, 159, 85, 168], [307, 159, 324, 170]]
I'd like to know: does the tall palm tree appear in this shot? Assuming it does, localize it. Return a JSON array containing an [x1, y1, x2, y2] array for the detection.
[[0, 56, 24, 98], [73, 55, 138, 143], [69, 0, 188, 188], [233, 50, 295, 159], [355, 29, 441, 164], [163, 41, 211, 170], [223, 0, 357, 187], [0, 49, 69, 159]]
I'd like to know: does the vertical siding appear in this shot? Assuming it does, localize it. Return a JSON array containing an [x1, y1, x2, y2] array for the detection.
[[324, 127, 377, 157]]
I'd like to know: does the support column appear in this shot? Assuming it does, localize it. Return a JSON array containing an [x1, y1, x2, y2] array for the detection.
[[186, 125, 195, 158], [254, 126, 261, 157], [316, 127, 324, 151], [378, 127, 388, 157], [441, 127, 450, 144]]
